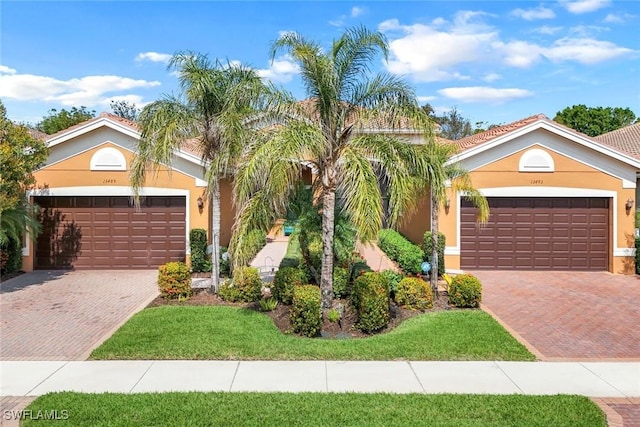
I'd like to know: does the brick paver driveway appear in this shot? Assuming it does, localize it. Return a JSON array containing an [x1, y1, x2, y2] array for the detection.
[[0, 270, 158, 360], [474, 271, 640, 360]]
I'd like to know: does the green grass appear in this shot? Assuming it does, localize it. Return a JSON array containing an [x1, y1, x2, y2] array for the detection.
[[23, 392, 605, 427], [90, 306, 534, 360]]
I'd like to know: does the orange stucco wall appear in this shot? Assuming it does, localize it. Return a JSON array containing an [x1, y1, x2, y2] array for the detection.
[[442, 144, 635, 274], [23, 141, 235, 271]]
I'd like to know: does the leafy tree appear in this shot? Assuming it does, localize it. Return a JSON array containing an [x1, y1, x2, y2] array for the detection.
[[130, 52, 272, 292], [421, 104, 476, 140], [421, 140, 488, 293], [554, 104, 637, 137], [232, 27, 432, 309], [0, 100, 48, 246], [110, 100, 140, 121], [36, 106, 95, 134]]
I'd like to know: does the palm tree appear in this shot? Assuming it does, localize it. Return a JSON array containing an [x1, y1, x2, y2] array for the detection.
[[0, 202, 40, 247], [232, 27, 432, 309], [423, 140, 489, 293], [130, 52, 271, 292]]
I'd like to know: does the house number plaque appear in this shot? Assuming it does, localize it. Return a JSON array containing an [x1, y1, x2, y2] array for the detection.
[[102, 179, 116, 184], [530, 179, 543, 184]]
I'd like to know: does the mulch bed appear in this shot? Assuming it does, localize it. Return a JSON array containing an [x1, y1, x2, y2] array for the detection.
[[148, 288, 453, 339]]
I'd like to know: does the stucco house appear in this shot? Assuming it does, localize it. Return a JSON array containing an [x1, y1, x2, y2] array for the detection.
[[22, 112, 640, 274]]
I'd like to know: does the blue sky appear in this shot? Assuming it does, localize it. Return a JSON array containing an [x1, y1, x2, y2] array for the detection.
[[1, 1, 638, 127]]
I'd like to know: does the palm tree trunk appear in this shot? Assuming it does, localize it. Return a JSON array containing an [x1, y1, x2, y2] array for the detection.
[[430, 192, 439, 295], [210, 180, 221, 293], [320, 189, 336, 310]]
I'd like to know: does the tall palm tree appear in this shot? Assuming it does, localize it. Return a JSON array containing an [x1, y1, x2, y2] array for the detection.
[[423, 140, 489, 293], [232, 27, 432, 309], [130, 52, 271, 291]]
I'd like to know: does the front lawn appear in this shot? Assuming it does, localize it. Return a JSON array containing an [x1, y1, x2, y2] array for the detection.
[[23, 392, 605, 427], [90, 306, 534, 360]]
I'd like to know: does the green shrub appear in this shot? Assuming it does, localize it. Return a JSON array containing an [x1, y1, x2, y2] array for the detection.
[[245, 229, 267, 263], [333, 266, 350, 298], [0, 236, 22, 276], [189, 229, 210, 273], [381, 269, 403, 294], [290, 285, 322, 337], [157, 261, 192, 300], [636, 237, 640, 275], [395, 277, 433, 310], [377, 229, 424, 274], [326, 308, 341, 323], [259, 297, 278, 312], [351, 272, 390, 333], [273, 267, 307, 304], [350, 259, 372, 283], [423, 231, 446, 276], [449, 274, 482, 308], [219, 266, 262, 302]]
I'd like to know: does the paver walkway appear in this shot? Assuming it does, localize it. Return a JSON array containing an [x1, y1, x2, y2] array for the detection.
[[250, 238, 289, 282], [356, 241, 399, 272], [0, 270, 158, 361], [475, 271, 640, 360]]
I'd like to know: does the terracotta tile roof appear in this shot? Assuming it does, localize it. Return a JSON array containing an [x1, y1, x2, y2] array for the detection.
[[179, 138, 204, 157], [594, 122, 640, 160], [46, 112, 138, 140], [27, 128, 48, 141], [453, 114, 548, 150]]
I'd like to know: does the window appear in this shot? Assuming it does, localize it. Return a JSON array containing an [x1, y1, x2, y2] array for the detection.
[[519, 148, 554, 172], [90, 147, 126, 171]]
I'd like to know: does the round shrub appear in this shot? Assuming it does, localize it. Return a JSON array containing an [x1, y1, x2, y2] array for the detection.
[[273, 267, 307, 304], [395, 277, 433, 310], [219, 266, 262, 302], [158, 261, 192, 300], [449, 274, 482, 308], [333, 266, 350, 299], [381, 269, 403, 295], [290, 285, 322, 337], [351, 272, 390, 333]]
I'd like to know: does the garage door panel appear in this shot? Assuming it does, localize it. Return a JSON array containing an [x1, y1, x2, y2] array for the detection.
[[461, 197, 608, 271], [35, 196, 186, 269]]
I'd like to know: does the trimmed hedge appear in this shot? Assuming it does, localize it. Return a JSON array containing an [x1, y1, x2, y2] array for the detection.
[[157, 261, 192, 300], [0, 236, 22, 276], [377, 229, 424, 274], [332, 266, 350, 298], [636, 237, 640, 275], [352, 272, 390, 333], [395, 277, 433, 310], [273, 267, 307, 304], [423, 231, 446, 276], [219, 266, 262, 303], [449, 274, 482, 308], [381, 269, 403, 295], [290, 285, 322, 337], [189, 229, 211, 273]]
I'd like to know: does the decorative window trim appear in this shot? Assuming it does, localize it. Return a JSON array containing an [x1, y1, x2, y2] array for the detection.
[[519, 148, 554, 172], [90, 147, 126, 171]]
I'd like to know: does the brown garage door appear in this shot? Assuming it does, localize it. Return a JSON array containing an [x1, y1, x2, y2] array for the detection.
[[35, 196, 186, 269], [461, 197, 609, 270]]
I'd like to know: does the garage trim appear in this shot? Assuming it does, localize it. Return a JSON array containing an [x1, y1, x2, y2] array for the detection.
[[25, 186, 192, 257], [446, 187, 620, 259]]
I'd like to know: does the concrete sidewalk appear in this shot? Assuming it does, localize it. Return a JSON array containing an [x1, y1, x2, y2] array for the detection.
[[2, 360, 638, 397]]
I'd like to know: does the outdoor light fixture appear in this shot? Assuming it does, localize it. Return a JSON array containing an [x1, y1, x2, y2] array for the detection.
[[625, 197, 634, 212], [444, 197, 451, 213], [197, 196, 204, 213]]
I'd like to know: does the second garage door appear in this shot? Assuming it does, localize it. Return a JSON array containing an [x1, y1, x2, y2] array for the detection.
[[461, 197, 609, 270], [35, 196, 186, 269]]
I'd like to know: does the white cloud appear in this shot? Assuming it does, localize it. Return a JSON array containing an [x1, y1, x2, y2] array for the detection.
[[135, 52, 172, 63], [511, 6, 556, 21], [603, 12, 635, 23], [0, 68, 160, 107], [483, 73, 502, 82], [0, 65, 17, 75], [380, 13, 498, 82], [257, 55, 300, 83], [417, 95, 437, 103], [533, 25, 563, 35], [560, 0, 611, 14], [351, 6, 366, 17], [493, 40, 545, 67], [545, 37, 633, 63], [438, 86, 533, 104]]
